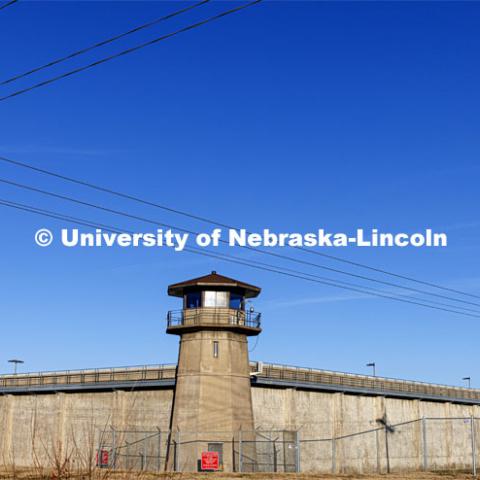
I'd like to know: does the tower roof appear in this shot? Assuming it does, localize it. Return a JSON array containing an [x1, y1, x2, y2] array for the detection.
[[168, 271, 261, 298]]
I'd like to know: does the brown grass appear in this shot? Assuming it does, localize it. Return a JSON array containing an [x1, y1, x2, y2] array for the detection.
[[0, 471, 477, 480]]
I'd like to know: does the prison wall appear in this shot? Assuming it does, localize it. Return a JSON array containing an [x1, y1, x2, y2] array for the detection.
[[252, 387, 480, 473], [0, 390, 173, 469], [1, 386, 479, 472]]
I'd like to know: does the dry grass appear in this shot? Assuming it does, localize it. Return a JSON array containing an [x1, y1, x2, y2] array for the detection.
[[0, 471, 477, 480]]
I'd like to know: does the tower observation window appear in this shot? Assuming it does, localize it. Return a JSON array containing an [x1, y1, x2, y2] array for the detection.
[[204, 291, 228, 308], [185, 292, 201, 309], [229, 293, 243, 309]]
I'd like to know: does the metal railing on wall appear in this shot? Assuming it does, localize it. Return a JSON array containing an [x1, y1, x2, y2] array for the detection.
[[0, 364, 177, 389], [2, 360, 480, 404], [254, 362, 480, 402]]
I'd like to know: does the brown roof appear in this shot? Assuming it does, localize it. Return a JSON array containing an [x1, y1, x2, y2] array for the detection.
[[168, 271, 261, 298]]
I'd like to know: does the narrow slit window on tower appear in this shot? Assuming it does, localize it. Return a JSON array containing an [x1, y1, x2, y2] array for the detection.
[[213, 341, 219, 358]]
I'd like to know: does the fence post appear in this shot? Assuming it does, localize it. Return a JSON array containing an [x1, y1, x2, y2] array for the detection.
[[384, 425, 391, 474], [331, 437, 336, 474], [176, 431, 180, 472], [96, 428, 102, 469], [238, 430, 242, 473], [422, 416, 428, 471], [157, 429, 162, 472], [295, 430, 301, 473], [471, 415, 477, 476], [142, 436, 147, 471], [111, 427, 116, 469], [172, 437, 177, 472], [273, 440, 278, 472]]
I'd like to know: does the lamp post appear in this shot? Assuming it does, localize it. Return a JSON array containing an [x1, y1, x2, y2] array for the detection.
[[463, 377, 471, 388], [366, 362, 376, 377], [8, 359, 24, 375]]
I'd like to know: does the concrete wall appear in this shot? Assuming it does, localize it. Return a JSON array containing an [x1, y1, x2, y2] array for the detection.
[[252, 387, 480, 473], [0, 389, 173, 469], [1, 386, 479, 472]]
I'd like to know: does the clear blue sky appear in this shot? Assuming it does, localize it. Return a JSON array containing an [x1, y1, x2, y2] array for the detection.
[[0, 1, 479, 387]]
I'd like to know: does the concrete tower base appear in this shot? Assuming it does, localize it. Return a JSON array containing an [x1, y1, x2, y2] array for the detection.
[[168, 330, 256, 471]]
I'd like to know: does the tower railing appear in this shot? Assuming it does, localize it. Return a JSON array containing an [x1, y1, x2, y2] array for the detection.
[[167, 308, 261, 330]]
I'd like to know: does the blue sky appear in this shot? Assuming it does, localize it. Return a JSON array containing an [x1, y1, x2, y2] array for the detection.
[[0, 1, 479, 387]]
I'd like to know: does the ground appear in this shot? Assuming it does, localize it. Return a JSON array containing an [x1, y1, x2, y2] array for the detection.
[[0, 472, 477, 480]]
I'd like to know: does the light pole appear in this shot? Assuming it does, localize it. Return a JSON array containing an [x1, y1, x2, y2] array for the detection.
[[463, 377, 471, 388], [366, 362, 376, 377], [8, 359, 24, 375]]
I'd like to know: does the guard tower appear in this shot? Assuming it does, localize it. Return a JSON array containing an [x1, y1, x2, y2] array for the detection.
[[166, 271, 261, 472]]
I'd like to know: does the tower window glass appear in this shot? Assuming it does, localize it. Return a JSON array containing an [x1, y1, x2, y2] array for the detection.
[[204, 291, 228, 308], [229, 293, 243, 309], [185, 292, 201, 309]]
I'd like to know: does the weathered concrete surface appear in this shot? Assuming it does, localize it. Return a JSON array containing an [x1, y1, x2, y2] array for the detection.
[[0, 389, 173, 469], [251, 388, 480, 473], [168, 329, 256, 472], [1, 386, 479, 473], [170, 331, 255, 432]]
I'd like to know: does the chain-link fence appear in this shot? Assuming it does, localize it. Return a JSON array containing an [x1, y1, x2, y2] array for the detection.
[[94, 417, 479, 474], [300, 416, 479, 475], [97, 427, 167, 471], [97, 428, 300, 473], [236, 430, 299, 472], [91, 417, 480, 474]]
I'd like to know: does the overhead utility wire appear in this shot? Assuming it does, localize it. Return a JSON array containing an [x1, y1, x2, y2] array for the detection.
[[186, 250, 480, 319], [0, 0, 18, 11], [0, 0, 210, 86], [0, 0, 262, 102], [1, 175, 480, 310], [0, 197, 479, 320], [180, 249, 480, 315], [0, 196, 477, 315], [0, 155, 476, 302]]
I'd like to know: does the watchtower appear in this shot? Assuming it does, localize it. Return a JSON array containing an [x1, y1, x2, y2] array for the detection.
[[166, 271, 261, 471]]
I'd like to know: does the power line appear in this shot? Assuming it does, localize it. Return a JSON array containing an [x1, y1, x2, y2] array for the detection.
[[180, 248, 480, 315], [186, 249, 480, 319], [1, 175, 480, 310], [1, 195, 477, 315], [0, 0, 18, 12], [0, 0, 210, 86], [0, 0, 262, 102], [0, 154, 477, 302], [1, 197, 480, 319]]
